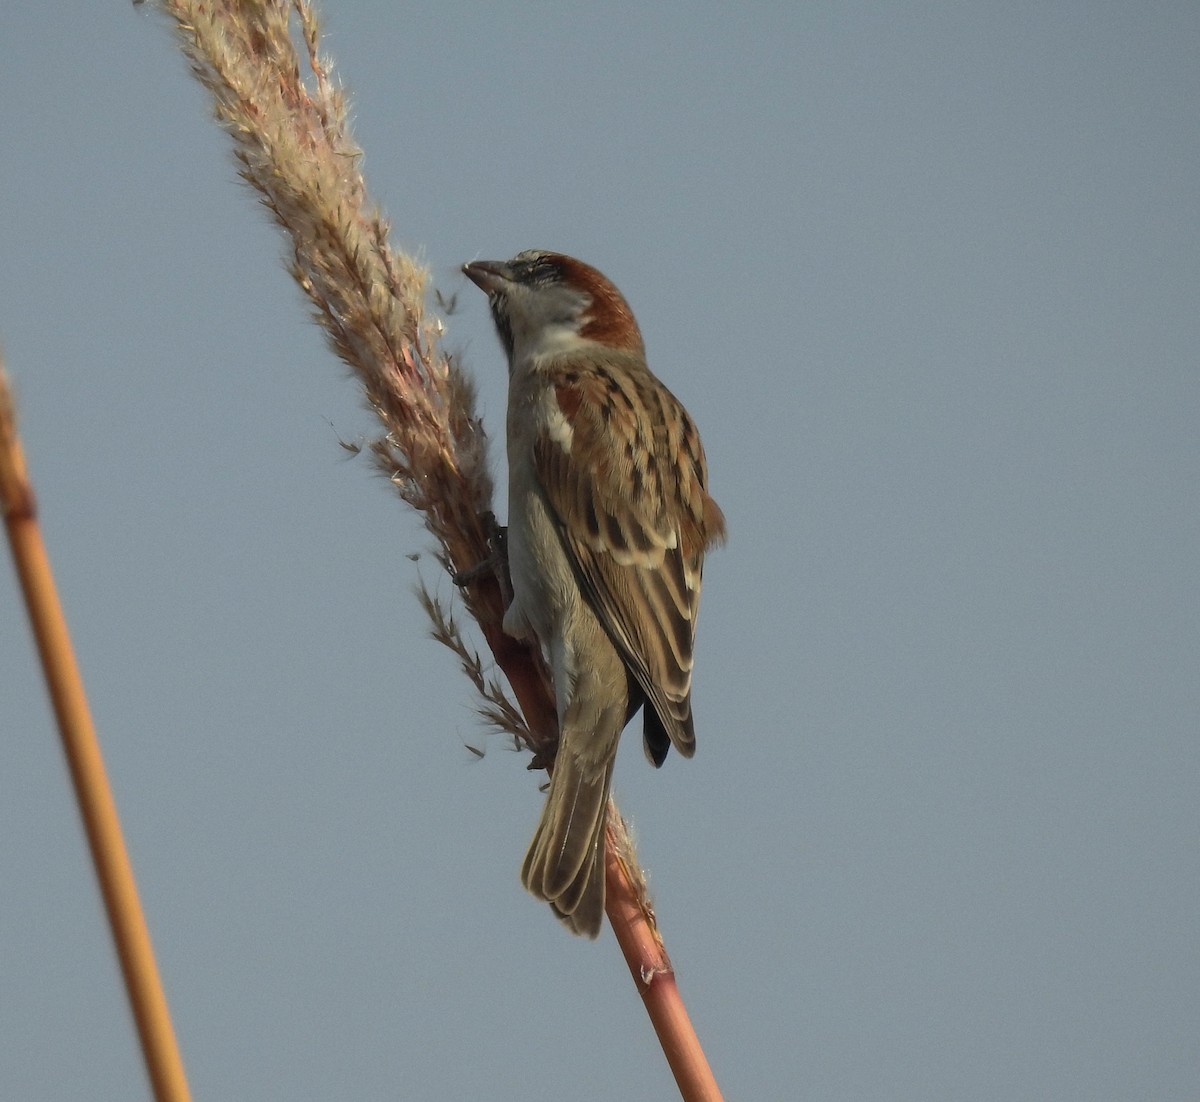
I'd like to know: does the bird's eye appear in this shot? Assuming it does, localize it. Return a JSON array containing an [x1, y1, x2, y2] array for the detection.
[[508, 251, 568, 290], [532, 258, 562, 286]]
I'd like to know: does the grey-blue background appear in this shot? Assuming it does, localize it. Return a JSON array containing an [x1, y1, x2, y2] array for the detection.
[[2, 3, 1197, 1099]]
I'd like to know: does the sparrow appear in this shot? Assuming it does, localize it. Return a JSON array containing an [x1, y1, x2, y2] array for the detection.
[[462, 251, 724, 937]]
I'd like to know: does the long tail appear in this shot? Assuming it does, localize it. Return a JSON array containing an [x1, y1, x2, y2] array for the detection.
[[520, 741, 614, 939]]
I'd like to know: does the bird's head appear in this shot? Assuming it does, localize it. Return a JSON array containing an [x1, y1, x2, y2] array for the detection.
[[462, 250, 644, 367]]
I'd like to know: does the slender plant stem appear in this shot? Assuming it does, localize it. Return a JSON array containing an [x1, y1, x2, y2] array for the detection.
[[0, 366, 192, 1102], [605, 810, 724, 1101]]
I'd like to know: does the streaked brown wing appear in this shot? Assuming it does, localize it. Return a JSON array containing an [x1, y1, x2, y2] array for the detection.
[[533, 356, 723, 754]]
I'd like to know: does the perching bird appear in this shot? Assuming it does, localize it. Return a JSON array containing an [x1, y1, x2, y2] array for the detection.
[[463, 251, 724, 936]]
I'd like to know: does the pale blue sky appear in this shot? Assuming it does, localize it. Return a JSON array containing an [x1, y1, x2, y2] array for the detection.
[[2, 3, 1198, 1099]]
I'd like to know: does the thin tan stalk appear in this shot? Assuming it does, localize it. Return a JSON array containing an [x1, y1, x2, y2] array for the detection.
[[145, 3, 722, 1096], [605, 809, 723, 1101], [0, 364, 192, 1102]]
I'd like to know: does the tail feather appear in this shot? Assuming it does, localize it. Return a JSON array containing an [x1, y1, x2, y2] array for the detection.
[[550, 844, 606, 937], [521, 748, 614, 939], [641, 693, 695, 765]]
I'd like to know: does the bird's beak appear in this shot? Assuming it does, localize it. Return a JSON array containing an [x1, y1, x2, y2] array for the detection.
[[462, 259, 512, 294]]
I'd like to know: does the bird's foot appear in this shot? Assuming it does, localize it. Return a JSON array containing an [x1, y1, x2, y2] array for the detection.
[[452, 512, 511, 606]]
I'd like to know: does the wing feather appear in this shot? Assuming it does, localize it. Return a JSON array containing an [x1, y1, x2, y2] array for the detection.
[[533, 355, 724, 756]]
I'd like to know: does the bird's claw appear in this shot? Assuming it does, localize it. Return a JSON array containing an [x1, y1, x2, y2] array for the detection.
[[452, 513, 511, 607]]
